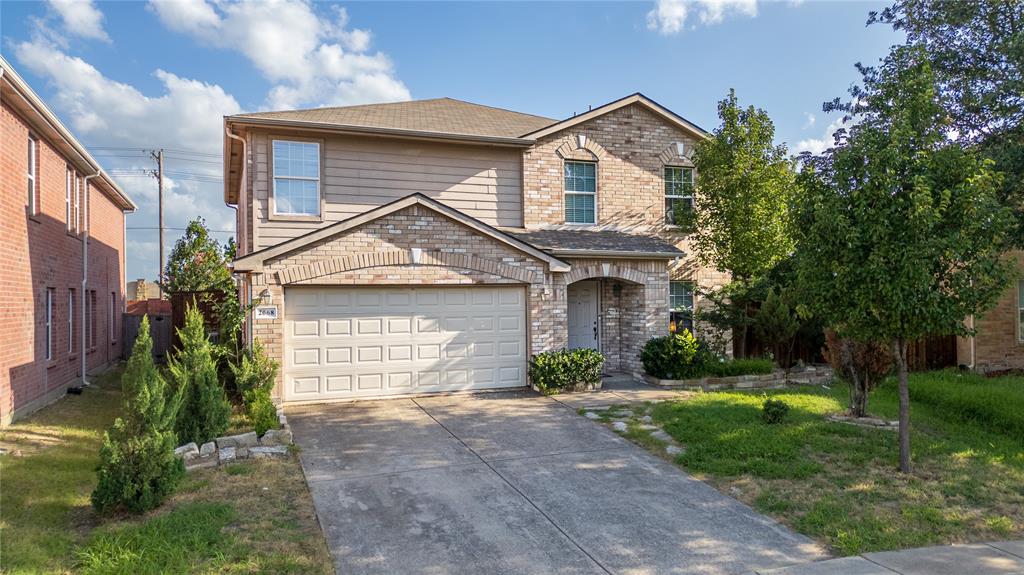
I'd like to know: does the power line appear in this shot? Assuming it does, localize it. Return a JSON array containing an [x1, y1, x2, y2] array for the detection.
[[127, 226, 235, 233]]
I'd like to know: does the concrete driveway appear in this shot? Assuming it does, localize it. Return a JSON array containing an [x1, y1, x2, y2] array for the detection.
[[288, 390, 826, 575]]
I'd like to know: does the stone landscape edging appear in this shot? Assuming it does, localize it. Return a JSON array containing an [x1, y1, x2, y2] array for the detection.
[[174, 406, 292, 471], [642, 365, 833, 391]]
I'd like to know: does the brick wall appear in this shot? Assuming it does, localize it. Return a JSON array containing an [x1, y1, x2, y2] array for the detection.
[[959, 251, 1024, 371], [1, 100, 126, 426]]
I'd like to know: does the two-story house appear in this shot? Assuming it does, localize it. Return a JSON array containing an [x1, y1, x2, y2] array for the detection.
[[1, 56, 136, 426], [223, 93, 728, 403]]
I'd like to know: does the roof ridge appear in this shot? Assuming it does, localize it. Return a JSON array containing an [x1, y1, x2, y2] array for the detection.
[[234, 97, 556, 122]]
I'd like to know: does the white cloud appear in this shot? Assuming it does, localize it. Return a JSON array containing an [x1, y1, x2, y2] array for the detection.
[[802, 112, 816, 129], [148, 0, 410, 110], [647, 0, 757, 35], [46, 0, 110, 42], [795, 118, 845, 155], [13, 38, 240, 280]]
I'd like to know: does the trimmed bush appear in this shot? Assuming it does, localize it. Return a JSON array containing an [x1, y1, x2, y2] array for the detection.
[[641, 331, 710, 380], [170, 303, 231, 445], [761, 397, 790, 424], [529, 348, 605, 395], [230, 340, 279, 435], [92, 316, 184, 514]]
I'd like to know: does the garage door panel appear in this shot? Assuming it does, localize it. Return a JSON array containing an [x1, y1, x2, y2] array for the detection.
[[284, 286, 527, 401]]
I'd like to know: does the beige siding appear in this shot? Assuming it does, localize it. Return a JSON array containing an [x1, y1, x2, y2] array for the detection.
[[250, 130, 523, 250]]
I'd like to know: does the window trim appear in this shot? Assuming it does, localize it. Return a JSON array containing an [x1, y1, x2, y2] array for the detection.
[[66, 166, 73, 232], [27, 136, 38, 215], [1018, 279, 1024, 344], [563, 160, 597, 225], [45, 288, 54, 361], [669, 280, 695, 334], [664, 166, 694, 226], [270, 138, 323, 220], [68, 289, 75, 354], [110, 291, 117, 343]]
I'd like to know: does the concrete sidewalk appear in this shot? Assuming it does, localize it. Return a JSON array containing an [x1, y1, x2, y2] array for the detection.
[[753, 541, 1024, 574]]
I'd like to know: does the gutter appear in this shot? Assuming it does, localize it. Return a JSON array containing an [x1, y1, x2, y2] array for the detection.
[[226, 117, 536, 147], [81, 171, 100, 386]]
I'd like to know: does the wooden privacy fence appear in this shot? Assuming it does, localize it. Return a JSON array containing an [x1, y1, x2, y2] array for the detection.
[[122, 313, 172, 363], [170, 290, 227, 348]]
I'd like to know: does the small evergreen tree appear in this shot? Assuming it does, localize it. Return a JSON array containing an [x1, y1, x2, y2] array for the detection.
[[170, 302, 231, 445], [753, 289, 799, 368], [92, 316, 184, 514], [230, 340, 279, 436]]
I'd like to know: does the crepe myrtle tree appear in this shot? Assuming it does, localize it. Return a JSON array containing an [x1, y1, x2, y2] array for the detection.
[[691, 89, 798, 357], [794, 45, 1015, 473]]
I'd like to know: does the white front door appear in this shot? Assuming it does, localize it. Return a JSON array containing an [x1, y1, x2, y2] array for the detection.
[[282, 286, 528, 402], [567, 281, 599, 350]]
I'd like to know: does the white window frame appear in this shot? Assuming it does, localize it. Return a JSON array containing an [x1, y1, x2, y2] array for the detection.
[[75, 175, 82, 233], [271, 139, 321, 217], [66, 166, 73, 231], [563, 160, 597, 225], [45, 288, 54, 360], [664, 166, 694, 225], [28, 136, 38, 214], [669, 280, 695, 334], [110, 292, 116, 343], [68, 289, 75, 353]]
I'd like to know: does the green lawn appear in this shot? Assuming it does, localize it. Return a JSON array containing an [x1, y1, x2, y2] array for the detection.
[[0, 366, 332, 575], [608, 371, 1024, 556]]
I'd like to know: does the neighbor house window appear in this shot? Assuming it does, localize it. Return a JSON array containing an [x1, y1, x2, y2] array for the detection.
[[45, 288, 54, 360], [28, 136, 38, 214], [110, 292, 117, 343], [89, 290, 97, 348], [68, 289, 76, 353], [669, 281, 695, 334], [272, 140, 320, 216], [76, 176, 82, 233], [564, 161, 596, 224], [664, 166, 694, 225], [66, 166, 73, 231]]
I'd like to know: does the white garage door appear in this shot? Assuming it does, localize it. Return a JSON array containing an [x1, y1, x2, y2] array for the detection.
[[282, 286, 528, 401]]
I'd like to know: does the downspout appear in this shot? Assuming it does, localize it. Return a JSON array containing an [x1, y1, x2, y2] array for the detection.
[[225, 127, 251, 346], [82, 171, 100, 386]]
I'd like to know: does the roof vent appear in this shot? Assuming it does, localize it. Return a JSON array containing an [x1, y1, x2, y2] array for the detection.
[[675, 142, 686, 157], [576, 134, 588, 149]]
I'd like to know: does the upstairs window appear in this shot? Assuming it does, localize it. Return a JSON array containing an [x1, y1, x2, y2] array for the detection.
[[272, 140, 320, 216], [664, 166, 694, 226], [669, 280, 695, 334], [28, 136, 38, 214], [564, 161, 596, 224], [66, 166, 74, 231]]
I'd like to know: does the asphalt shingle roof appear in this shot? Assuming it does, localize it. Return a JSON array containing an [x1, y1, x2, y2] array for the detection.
[[232, 98, 556, 139], [505, 229, 685, 256]]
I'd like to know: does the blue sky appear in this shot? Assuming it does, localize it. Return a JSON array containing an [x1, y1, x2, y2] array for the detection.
[[1, 0, 901, 283]]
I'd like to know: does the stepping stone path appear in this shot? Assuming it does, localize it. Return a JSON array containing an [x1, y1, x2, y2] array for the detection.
[[582, 404, 688, 463], [583, 411, 600, 420], [612, 421, 629, 432]]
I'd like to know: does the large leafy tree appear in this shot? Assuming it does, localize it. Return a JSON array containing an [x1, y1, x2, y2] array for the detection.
[[163, 218, 234, 294], [691, 89, 798, 356], [795, 45, 1015, 473], [869, 0, 1024, 239]]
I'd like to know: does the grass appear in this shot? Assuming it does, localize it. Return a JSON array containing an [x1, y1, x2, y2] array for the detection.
[[606, 372, 1024, 556], [0, 365, 332, 575]]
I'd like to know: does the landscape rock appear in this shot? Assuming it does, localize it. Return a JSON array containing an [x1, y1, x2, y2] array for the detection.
[[638, 424, 659, 431], [185, 455, 217, 471], [174, 442, 200, 460], [218, 446, 236, 464], [611, 421, 628, 432], [237, 447, 249, 458], [650, 430, 673, 443], [199, 441, 216, 457], [640, 415, 653, 424], [666, 445, 685, 456], [216, 431, 258, 449], [583, 411, 600, 420], [260, 428, 293, 446], [250, 445, 289, 459]]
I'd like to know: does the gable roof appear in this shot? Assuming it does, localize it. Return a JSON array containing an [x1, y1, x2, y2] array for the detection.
[[521, 93, 709, 141], [230, 97, 556, 142], [232, 193, 570, 273], [504, 228, 685, 259]]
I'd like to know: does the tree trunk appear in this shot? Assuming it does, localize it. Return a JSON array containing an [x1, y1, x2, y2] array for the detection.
[[849, 369, 868, 417], [894, 338, 912, 474], [736, 323, 748, 359]]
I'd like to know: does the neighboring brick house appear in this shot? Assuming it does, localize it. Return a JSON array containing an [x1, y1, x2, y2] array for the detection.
[[956, 251, 1024, 372], [222, 93, 728, 403], [0, 56, 136, 426]]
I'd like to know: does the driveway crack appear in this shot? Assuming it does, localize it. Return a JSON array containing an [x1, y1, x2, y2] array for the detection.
[[410, 397, 614, 575]]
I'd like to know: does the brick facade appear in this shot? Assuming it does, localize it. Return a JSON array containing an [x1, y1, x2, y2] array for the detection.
[[957, 251, 1024, 372], [1, 99, 127, 426]]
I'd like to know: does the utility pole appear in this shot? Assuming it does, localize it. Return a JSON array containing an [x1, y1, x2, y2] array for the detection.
[[150, 149, 164, 298]]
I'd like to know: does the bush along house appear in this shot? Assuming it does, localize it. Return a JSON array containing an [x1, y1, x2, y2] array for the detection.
[[1, 56, 136, 426], [222, 93, 732, 403]]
